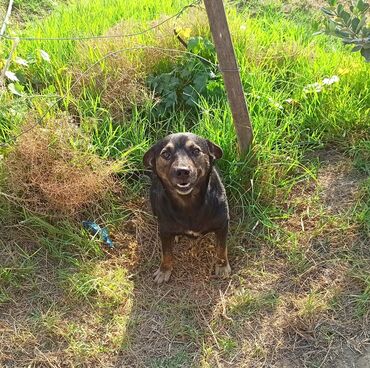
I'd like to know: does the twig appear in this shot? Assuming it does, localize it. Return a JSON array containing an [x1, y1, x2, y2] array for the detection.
[[219, 280, 233, 321], [0, 37, 19, 91], [0, 0, 14, 37], [318, 338, 333, 368], [173, 29, 188, 48], [197, 305, 220, 350]]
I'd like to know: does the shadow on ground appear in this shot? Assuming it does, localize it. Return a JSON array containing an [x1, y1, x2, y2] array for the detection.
[[0, 150, 369, 367]]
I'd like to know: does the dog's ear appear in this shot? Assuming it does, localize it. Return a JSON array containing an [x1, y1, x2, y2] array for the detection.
[[143, 142, 160, 169], [207, 140, 223, 160], [143, 145, 156, 169]]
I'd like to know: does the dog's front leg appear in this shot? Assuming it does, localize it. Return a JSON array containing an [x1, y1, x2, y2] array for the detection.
[[214, 224, 231, 277], [153, 233, 174, 284]]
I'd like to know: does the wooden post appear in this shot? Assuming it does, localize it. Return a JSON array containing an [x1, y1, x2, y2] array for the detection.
[[0, 0, 14, 37], [0, 0, 15, 91], [203, 0, 253, 153]]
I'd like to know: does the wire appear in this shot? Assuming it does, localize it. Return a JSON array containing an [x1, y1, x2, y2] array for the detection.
[[0, 0, 201, 42]]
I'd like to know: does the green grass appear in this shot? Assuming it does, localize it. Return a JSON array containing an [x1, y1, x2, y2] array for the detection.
[[0, 0, 369, 366]]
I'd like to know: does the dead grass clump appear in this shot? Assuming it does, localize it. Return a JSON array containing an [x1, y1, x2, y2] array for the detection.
[[72, 55, 150, 120], [5, 117, 115, 216], [73, 7, 209, 119]]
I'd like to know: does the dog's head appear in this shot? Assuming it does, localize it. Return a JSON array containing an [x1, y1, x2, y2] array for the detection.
[[143, 133, 222, 196]]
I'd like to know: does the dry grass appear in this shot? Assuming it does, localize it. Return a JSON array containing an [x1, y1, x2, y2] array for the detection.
[[72, 6, 209, 119], [0, 150, 369, 367], [4, 116, 116, 216]]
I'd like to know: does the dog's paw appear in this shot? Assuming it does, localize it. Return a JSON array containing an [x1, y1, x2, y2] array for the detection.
[[215, 263, 231, 278], [153, 268, 172, 284]]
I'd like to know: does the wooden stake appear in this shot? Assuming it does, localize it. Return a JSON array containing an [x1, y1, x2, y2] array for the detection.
[[0, 0, 15, 92], [0, 0, 14, 37], [203, 0, 253, 153]]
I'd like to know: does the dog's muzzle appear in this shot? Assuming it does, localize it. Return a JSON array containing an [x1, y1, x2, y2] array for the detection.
[[175, 182, 193, 195]]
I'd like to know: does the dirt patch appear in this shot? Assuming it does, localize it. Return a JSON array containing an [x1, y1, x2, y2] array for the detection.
[[316, 149, 366, 214]]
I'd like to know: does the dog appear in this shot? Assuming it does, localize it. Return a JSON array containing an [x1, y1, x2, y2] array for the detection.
[[143, 132, 230, 284]]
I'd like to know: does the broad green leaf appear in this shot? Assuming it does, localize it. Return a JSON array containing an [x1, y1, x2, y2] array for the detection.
[[357, 0, 369, 12], [337, 3, 344, 15], [351, 17, 360, 33], [8, 83, 23, 96], [193, 73, 209, 92], [356, 15, 366, 32], [321, 7, 336, 16], [360, 47, 370, 61], [341, 10, 351, 25]]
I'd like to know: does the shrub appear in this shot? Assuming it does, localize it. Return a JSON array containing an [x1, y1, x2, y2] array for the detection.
[[319, 0, 370, 61]]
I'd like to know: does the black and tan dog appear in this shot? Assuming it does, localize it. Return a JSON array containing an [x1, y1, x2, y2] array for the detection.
[[143, 133, 230, 284]]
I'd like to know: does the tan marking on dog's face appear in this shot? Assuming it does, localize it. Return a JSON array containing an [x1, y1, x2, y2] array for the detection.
[[184, 140, 210, 179], [154, 135, 212, 197]]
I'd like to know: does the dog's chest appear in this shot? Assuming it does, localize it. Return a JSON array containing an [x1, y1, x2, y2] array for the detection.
[[185, 230, 202, 237]]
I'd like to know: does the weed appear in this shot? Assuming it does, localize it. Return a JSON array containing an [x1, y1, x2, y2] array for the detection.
[[229, 289, 279, 317], [62, 262, 133, 307], [148, 36, 222, 116]]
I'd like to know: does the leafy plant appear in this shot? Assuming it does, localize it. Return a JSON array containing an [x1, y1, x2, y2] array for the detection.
[[147, 36, 224, 116], [319, 0, 370, 61]]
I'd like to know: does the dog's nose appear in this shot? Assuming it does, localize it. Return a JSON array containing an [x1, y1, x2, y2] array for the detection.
[[175, 168, 190, 177]]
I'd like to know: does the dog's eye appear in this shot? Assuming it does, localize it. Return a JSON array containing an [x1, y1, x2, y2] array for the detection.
[[192, 148, 201, 156], [161, 150, 171, 160]]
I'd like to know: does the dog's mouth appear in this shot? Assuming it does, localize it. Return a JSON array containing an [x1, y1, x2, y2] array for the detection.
[[175, 182, 193, 195]]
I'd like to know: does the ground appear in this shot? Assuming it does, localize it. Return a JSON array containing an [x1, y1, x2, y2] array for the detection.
[[0, 149, 368, 367], [0, 0, 369, 367]]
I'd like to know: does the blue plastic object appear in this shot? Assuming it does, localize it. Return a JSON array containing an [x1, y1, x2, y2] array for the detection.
[[82, 221, 114, 249]]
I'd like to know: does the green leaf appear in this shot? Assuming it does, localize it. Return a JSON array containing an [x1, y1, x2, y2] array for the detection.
[[360, 47, 370, 61], [193, 72, 209, 92], [357, 0, 369, 13], [187, 37, 202, 54], [337, 3, 344, 15], [183, 85, 198, 106], [351, 17, 360, 33], [328, 0, 337, 5], [352, 45, 362, 51], [335, 29, 352, 38], [341, 10, 351, 25], [357, 15, 367, 32], [321, 7, 336, 16], [164, 91, 177, 108], [8, 83, 23, 96], [328, 19, 337, 33]]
